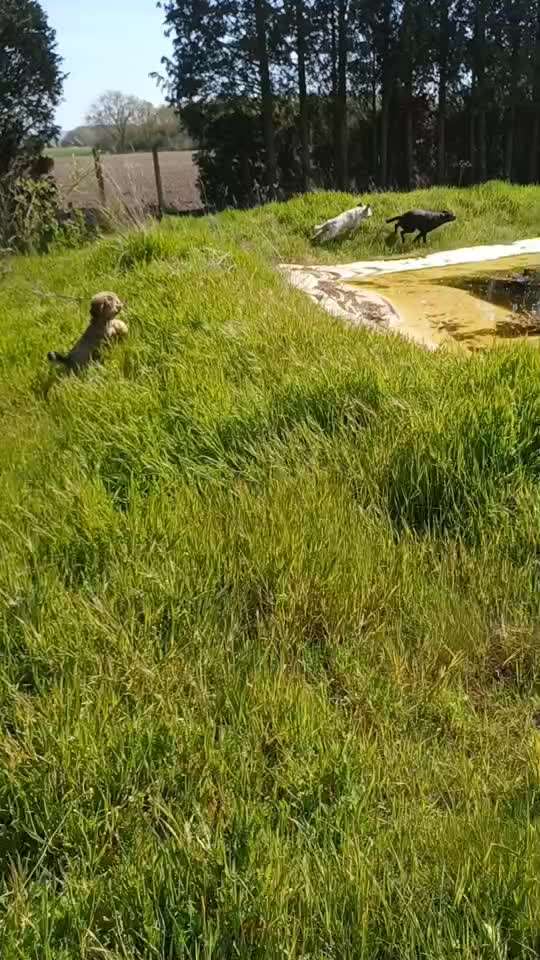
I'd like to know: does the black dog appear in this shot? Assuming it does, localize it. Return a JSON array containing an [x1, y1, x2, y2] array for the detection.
[[386, 209, 456, 244]]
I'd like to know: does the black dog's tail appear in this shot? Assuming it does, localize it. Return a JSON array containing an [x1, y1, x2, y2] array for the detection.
[[386, 215, 400, 223], [47, 351, 69, 366]]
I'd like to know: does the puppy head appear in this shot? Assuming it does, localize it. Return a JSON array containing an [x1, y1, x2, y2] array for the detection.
[[90, 291, 124, 323]]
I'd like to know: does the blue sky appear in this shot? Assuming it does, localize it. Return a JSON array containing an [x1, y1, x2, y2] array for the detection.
[[43, 0, 172, 132]]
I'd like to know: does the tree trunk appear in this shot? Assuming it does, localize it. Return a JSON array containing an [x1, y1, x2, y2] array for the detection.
[[335, 0, 348, 190], [330, 2, 339, 182], [437, 99, 446, 183], [295, 0, 311, 191], [437, 0, 449, 183], [505, 40, 519, 181], [118, 124, 127, 153], [505, 107, 514, 181], [380, 99, 389, 186], [531, 114, 540, 183], [530, 0, 540, 182], [478, 107, 487, 181], [405, 79, 414, 188], [469, 83, 476, 179], [254, 0, 277, 193], [380, 0, 392, 186], [400, 0, 414, 188], [371, 56, 378, 176], [504, 11, 521, 180], [473, 0, 487, 181]]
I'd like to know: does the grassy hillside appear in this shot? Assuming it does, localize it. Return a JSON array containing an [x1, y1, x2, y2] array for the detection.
[[222, 179, 540, 262], [2, 182, 540, 958]]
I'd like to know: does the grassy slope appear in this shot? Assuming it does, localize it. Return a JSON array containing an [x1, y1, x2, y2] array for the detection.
[[227, 179, 540, 262], [2, 182, 540, 958]]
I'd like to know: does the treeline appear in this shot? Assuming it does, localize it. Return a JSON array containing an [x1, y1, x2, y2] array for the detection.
[[63, 95, 193, 155], [62, 117, 193, 155], [159, 0, 540, 207]]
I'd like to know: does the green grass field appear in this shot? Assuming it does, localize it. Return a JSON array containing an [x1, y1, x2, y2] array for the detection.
[[45, 146, 95, 159], [2, 181, 540, 958]]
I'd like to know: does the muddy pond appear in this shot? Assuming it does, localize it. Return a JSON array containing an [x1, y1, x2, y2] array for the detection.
[[353, 254, 540, 350]]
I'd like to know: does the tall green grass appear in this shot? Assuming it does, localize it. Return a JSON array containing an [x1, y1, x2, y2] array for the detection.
[[2, 183, 540, 958]]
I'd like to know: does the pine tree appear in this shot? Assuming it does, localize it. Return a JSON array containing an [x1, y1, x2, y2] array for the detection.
[[530, 0, 540, 181], [160, 0, 279, 192], [0, 0, 64, 173], [158, 0, 540, 201]]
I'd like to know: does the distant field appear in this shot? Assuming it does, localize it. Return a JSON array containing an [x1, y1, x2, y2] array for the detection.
[[45, 146, 93, 159], [51, 149, 201, 212]]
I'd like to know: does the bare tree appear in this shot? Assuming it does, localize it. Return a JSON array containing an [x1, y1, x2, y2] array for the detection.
[[86, 91, 147, 153]]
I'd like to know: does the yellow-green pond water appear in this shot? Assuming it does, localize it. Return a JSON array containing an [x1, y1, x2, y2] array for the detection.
[[354, 254, 540, 350]]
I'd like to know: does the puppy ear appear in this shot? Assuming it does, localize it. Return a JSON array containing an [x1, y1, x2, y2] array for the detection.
[[90, 296, 104, 320]]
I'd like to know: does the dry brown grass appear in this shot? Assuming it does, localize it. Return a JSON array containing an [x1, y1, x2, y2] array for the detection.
[[52, 149, 201, 213]]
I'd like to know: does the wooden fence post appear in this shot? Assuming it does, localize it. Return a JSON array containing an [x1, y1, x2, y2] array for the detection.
[[92, 148, 106, 207], [152, 146, 165, 219]]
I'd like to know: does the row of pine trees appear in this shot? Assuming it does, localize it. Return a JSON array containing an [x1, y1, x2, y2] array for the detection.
[[159, 0, 540, 205]]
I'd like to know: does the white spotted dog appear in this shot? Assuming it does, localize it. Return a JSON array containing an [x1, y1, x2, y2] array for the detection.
[[312, 203, 373, 243]]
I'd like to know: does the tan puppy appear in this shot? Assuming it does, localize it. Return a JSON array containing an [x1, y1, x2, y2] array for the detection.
[[48, 292, 128, 372]]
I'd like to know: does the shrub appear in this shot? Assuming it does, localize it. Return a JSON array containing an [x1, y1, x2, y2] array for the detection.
[[0, 170, 92, 254]]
